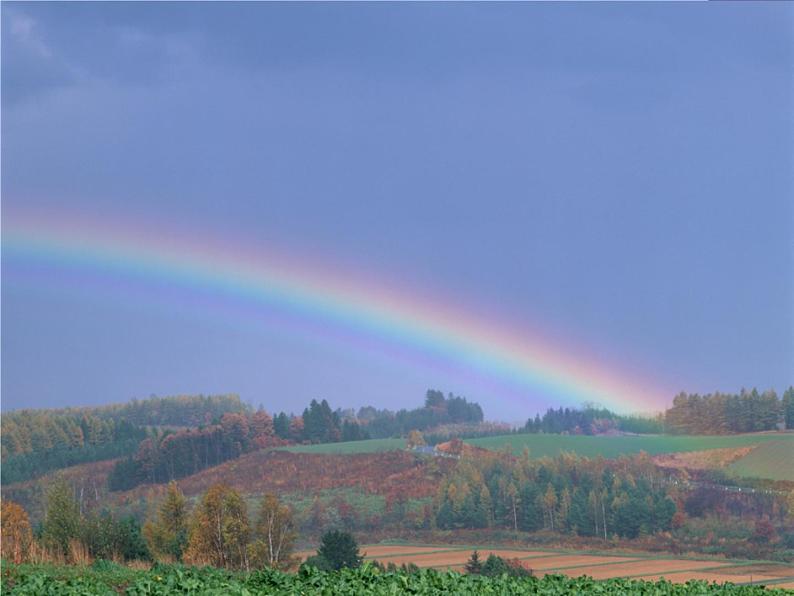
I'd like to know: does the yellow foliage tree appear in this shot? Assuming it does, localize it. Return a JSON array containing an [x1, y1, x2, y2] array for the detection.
[[248, 494, 297, 571], [183, 484, 250, 569], [143, 481, 189, 561], [1, 500, 34, 563], [406, 430, 425, 449]]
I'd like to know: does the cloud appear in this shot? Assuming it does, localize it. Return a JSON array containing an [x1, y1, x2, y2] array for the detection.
[[1, 9, 77, 107]]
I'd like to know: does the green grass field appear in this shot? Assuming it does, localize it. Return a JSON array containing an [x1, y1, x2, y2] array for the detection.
[[275, 432, 794, 482], [468, 432, 794, 460], [280, 437, 405, 454], [727, 439, 794, 481]]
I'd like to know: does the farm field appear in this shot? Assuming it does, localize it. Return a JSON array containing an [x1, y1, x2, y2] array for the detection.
[[298, 543, 794, 588], [468, 432, 794, 461], [727, 440, 794, 481], [274, 432, 794, 465]]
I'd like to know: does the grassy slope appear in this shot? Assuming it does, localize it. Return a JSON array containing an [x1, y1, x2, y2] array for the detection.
[[467, 432, 794, 460], [727, 439, 794, 481]]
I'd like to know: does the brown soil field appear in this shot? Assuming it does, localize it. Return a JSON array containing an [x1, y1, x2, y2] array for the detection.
[[717, 565, 794, 578], [773, 582, 794, 589], [359, 549, 550, 568], [380, 548, 549, 567], [564, 558, 732, 579], [636, 570, 790, 585], [362, 545, 464, 558], [653, 446, 755, 471], [324, 544, 794, 588], [521, 554, 639, 570], [296, 545, 461, 560]]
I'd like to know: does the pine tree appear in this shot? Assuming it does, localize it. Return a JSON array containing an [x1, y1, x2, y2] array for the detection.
[[783, 387, 794, 430], [315, 530, 363, 570], [478, 485, 493, 528], [465, 550, 483, 574]]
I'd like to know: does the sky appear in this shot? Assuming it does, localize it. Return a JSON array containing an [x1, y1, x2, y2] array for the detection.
[[2, 2, 792, 421]]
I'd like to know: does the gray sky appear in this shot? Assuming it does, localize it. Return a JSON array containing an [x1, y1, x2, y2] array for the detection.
[[2, 2, 792, 420]]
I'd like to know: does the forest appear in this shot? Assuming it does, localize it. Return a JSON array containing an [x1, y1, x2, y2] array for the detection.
[[523, 406, 664, 435], [272, 390, 484, 442], [0, 395, 249, 485], [434, 450, 676, 538], [665, 388, 793, 435]]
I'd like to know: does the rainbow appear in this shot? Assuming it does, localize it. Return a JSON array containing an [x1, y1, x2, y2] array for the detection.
[[3, 209, 671, 413]]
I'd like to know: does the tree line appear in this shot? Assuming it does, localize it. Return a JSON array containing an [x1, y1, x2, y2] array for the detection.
[[272, 390, 484, 443], [523, 406, 663, 435], [108, 411, 282, 491], [1, 478, 299, 571], [1, 394, 249, 484], [2, 477, 533, 578], [434, 451, 676, 539], [1, 414, 147, 485], [272, 399, 370, 444], [665, 387, 793, 435]]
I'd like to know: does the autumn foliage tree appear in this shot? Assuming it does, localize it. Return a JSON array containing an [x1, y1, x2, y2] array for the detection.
[[248, 494, 297, 570], [1, 500, 34, 563], [665, 388, 783, 434], [143, 481, 189, 561], [184, 484, 250, 569], [41, 477, 82, 560], [406, 430, 426, 449]]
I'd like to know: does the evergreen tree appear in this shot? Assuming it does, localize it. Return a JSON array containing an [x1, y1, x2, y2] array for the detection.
[[273, 412, 291, 439], [783, 387, 794, 429], [315, 530, 363, 570], [464, 550, 482, 574]]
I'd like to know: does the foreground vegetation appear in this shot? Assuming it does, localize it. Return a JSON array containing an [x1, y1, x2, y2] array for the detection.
[[2, 562, 791, 595]]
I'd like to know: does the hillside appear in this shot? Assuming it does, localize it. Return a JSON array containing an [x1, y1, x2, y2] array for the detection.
[[2, 449, 455, 524]]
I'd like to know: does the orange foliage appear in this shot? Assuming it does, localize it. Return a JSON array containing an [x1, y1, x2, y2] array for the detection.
[[1, 500, 34, 563], [113, 450, 453, 506]]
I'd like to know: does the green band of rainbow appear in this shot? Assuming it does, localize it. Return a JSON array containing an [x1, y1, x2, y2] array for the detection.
[[3, 210, 671, 413]]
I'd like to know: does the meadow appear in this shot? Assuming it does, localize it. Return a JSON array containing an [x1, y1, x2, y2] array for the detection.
[[467, 432, 793, 459], [726, 440, 794, 482]]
